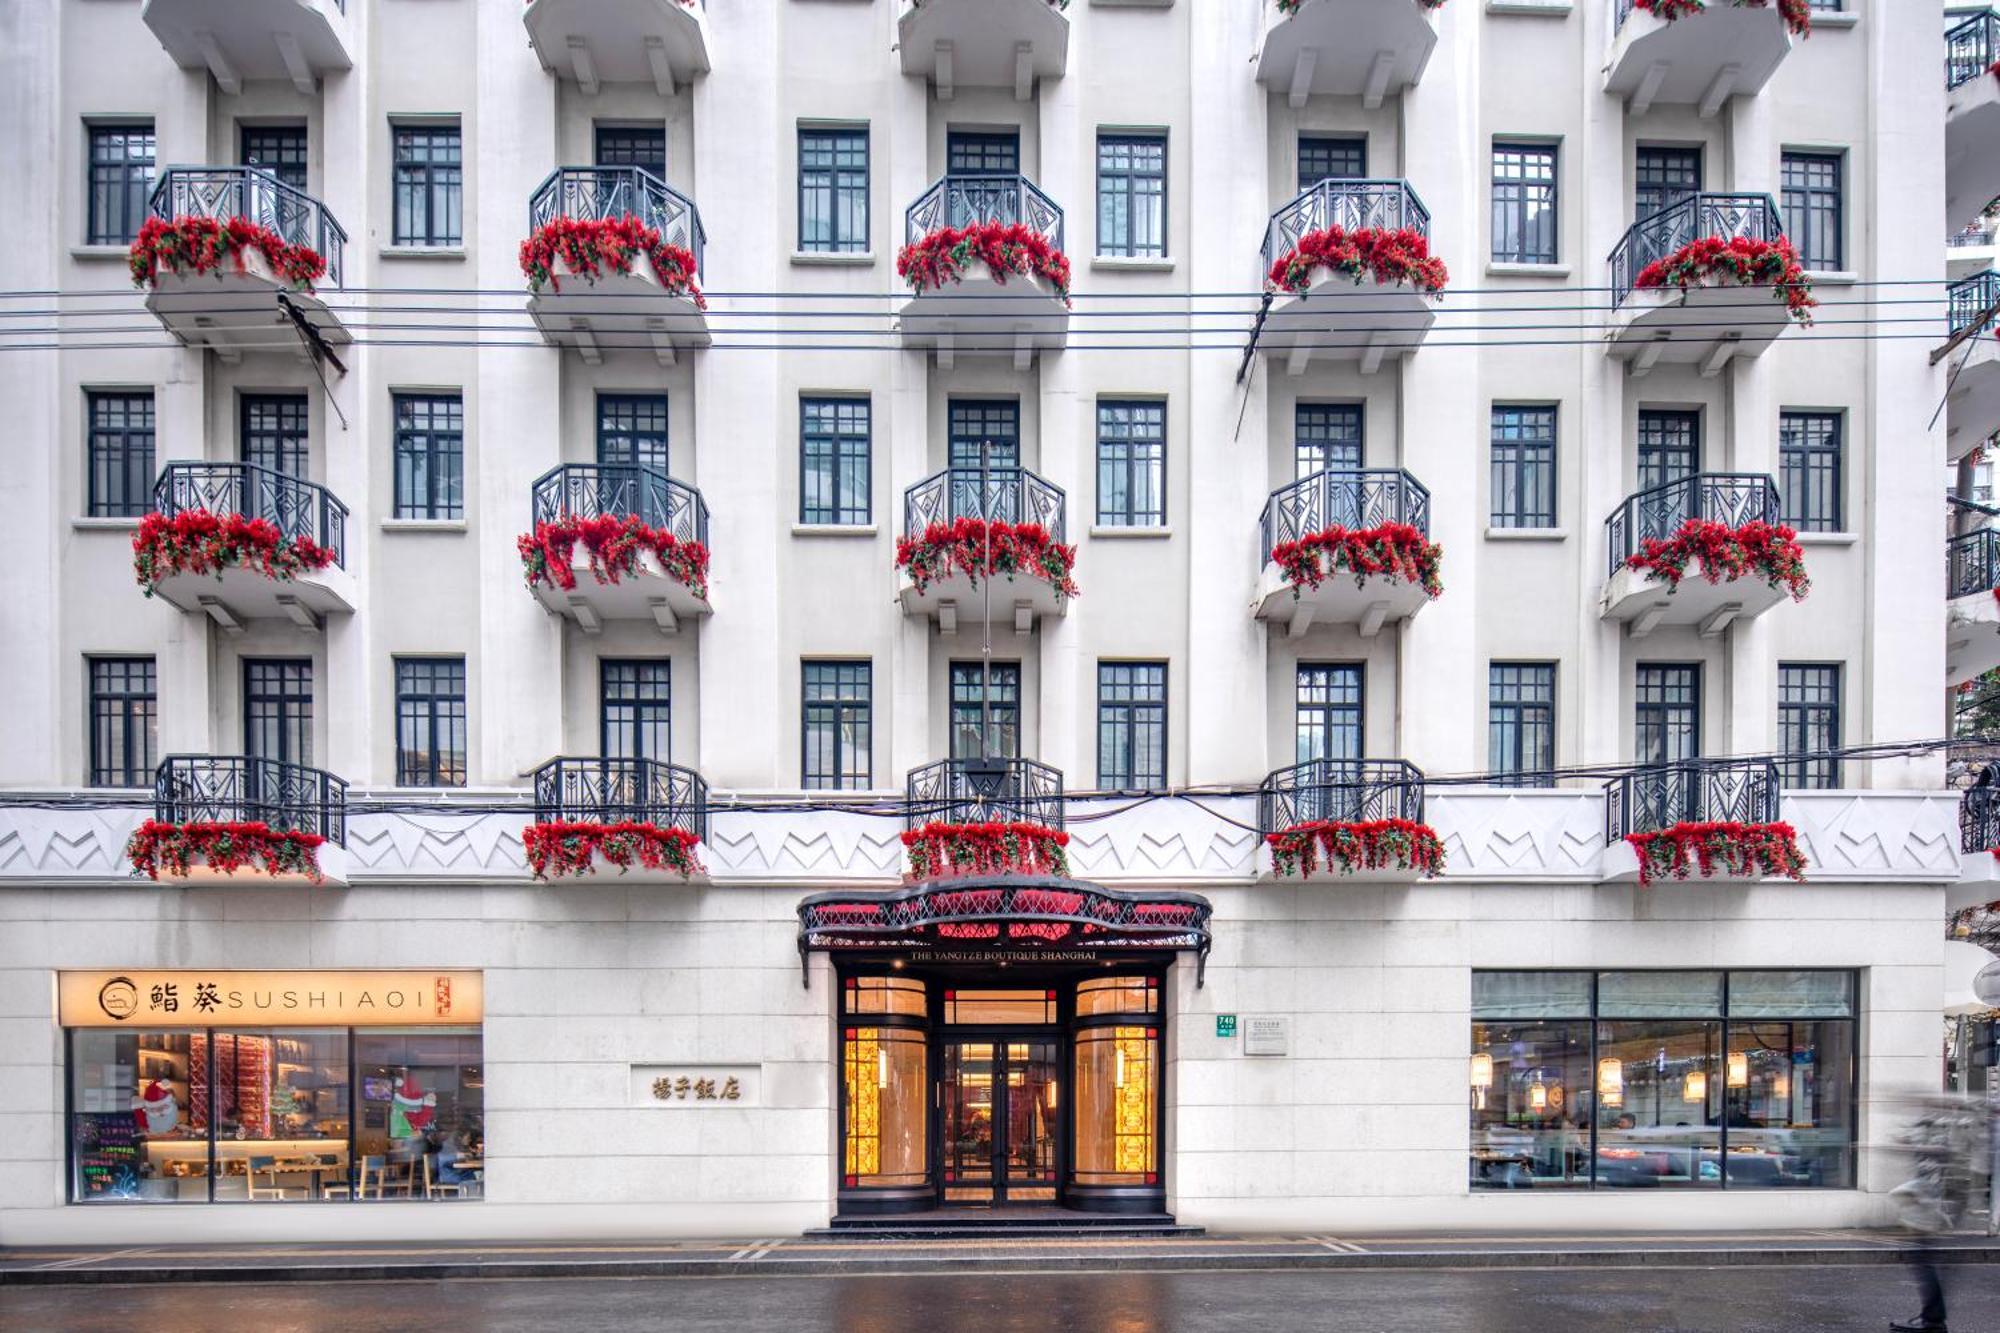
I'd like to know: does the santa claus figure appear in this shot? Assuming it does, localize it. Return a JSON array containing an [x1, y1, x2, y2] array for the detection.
[[133, 1081, 178, 1136], [388, 1072, 437, 1140]]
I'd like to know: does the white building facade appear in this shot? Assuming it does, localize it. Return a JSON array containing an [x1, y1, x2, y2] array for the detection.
[[0, 0, 1989, 1243]]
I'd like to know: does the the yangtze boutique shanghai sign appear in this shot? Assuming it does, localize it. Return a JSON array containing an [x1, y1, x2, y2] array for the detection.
[[58, 971, 483, 1028]]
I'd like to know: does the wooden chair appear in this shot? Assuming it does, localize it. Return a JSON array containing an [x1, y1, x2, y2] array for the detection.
[[245, 1156, 297, 1201], [423, 1153, 463, 1200]]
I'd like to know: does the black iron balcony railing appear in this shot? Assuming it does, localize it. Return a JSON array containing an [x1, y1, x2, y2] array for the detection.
[[1949, 270, 2000, 338], [530, 463, 709, 549], [1608, 192, 1783, 305], [1948, 10, 1999, 90], [1256, 758, 1425, 836], [1949, 219, 1999, 248], [532, 756, 710, 843], [154, 461, 348, 567], [1260, 468, 1430, 556], [1604, 472, 1780, 579], [147, 166, 348, 288], [904, 173, 1064, 252], [155, 755, 348, 844], [905, 757, 1065, 830], [528, 166, 706, 280], [1963, 783, 2000, 855], [1950, 526, 2000, 600], [1605, 758, 1779, 840], [903, 466, 1066, 542], [1260, 178, 1430, 280]]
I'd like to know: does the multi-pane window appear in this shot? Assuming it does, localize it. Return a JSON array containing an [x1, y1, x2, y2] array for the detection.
[[1295, 403, 1363, 481], [1490, 405, 1557, 529], [86, 391, 155, 518], [947, 400, 1021, 471], [947, 131, 1020, 176], [241, 394, 309, 479], [1489, 663, 1556, 787], [88, 657, 156, 788], [1096, 401, 1165, 527], [1297, 135, 1365, 192], [1635, 664, 1701, 765], [801, 398, 871, 526], [394, 658, 467, 787], [803, 661, 872, 790], [602, 660, 671, 763], [1635, 146, 1701, 222], [243, 659, 313, 767], [595, 125, 666, 180], [597, 394, 669, 474], [240, 125, 307, 192], [1781, 151, 1844, 272], [87, 123, 155, 245], [393, 393, 464, 520], [1779, 664, 1842, 790], [1491, 142, 1558, 265], [799, 128, 869, 254], [1637, 409, 1700, 492], [950, 662, 1021, 761], [1296, 664, 1363, 765], [1098, 663, 1167, 790], [391, 124, 462, 247], [1096, 133, 1166, 259], [1779, 411, 1843, 533]]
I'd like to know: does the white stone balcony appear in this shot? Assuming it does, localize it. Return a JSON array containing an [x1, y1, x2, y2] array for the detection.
[[1605, 193, 1797, 371], [1256, 179, 1439, 374], [898, 0, 1068, 100], [525, 757, 712, 886], [1944, 272, 2000, 462], [1255, 0, 1438, 108], [1252, 469, 1434, 637], [141, 0, 351, 94], [1253, 759, 1436, 885], [524, 168, 710, 363], [142, 462, 354, 631], [895, 175, 1069, 365], [896, 466, 1071, 632], [1599, 473, 1793, 637], [1947, 12, 2000, 230], [1948, 518, 2000, 687], [521, 463, 712, 635], [524, 0, 710, 95], [1603, 0, 1795, 116]]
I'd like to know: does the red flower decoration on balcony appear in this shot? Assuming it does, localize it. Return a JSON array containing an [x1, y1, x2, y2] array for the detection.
[[1634, 0, 1809, 37], [1624, 820, 1806, 886], [1266, 226, 1448, 297], [133, 509, 337, 596], [1623, 517, 1809, 600], [896, 517, 1079, 603], [1633, 235, 1815, 324], [128, 215, 327, 291], [519, 216, 706, 309], [903, 821, 1071, 882], [523, 821, 704, 881], [1266, 818, 1446, 879], [518, 514, 710, 600], [1270, 522, 1443, 599], [895, 222, 1073, 304], [126, 820, 327, 884]]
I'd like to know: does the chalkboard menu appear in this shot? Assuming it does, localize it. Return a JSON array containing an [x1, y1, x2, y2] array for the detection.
[[74, 1112, 140, 1198]]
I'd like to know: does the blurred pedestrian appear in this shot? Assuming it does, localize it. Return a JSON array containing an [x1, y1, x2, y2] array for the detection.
[[1888, 1095, 1988, 1332]]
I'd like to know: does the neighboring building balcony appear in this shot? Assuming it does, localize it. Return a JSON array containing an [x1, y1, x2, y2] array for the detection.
[[898, 0, 1069, 101], [524, 0, 710, 96], [134, 167, 349, 353], [1602, 757, 1797, 886], [1252, 468, 1436, 638], [896, 466, 1072, 631], [1953, 783, 2000, 908], [134, 755, 350, 886], [1256, 178, 1443, 373], [526, 756, 710, 884], [1600, 472, 1801, 638], [141, 0, 352, 95], [1604, 0, 1802, 117], [895, 174, 1069, 363], [1948, 215, 1999, 278], [1254, 758, 1439, 883], [1606, 193, 1804, 369], [137, 461, 354, 630], [1255, 0, 1439, 109], [1944, 271, 2000, 461], [1947, 10, 2000, 231], [519, 463, 712, 635], [1947, 507, 2000, 687], [523, 166, 710, 362]]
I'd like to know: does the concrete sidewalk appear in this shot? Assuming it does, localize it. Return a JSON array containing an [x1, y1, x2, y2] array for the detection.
[[5, 1228, 2000, 1286]]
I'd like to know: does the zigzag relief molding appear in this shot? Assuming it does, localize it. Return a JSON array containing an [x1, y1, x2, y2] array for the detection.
[[1778, 792, 1962, 881], [1428, 790, 1608, 880], [344, 811, 529, 876], [705, 810, 904, 881], [1064, 797, 1260, 880], [0, 808, 142, 876]]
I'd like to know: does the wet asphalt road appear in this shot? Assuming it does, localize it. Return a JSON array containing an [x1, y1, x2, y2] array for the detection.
[[4, 1264, 2000, 1333]]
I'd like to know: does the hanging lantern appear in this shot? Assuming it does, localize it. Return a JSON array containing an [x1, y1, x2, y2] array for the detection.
[[1529, 1078, 1548, 1111], [1597, 1057, 1624, 1098], [1727, 1051, 1749, 1088], [1772, 1071, 1790, 1097], [1683, 1069, 1708, 1103], [1470, 1053, 1494, 1090]]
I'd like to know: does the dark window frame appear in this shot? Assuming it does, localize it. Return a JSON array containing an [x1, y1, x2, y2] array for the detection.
[[1490, 404, 1558, 529], [1095, 399, 1167, 527], [85, 389, 156, 519], [394, 656, 468, 788], [1295, 663, 1364, 766], [949, 660, 1022, 761], [800, 397, 872, 526], [1098, 661, 1168, 791], [243, 658, 314, 768], [947, 400, 1022, 472], [803, 660, 873, 791], [87, 656, 157, 789], [87, 122, 156, 246], [240, 124, 308, 192], [596, 393, 670, 474], [1489, 662, 1557, 788], [1637, 409, 1701, 493], [391, 122, 463, 248], [241, 393, 310, 479], [798, 126, 870, 255], [1635, 145, 1702, 223], [392, 392, 465, 520], [1295, 403, 1364, 480], [1779, 410, 1843, 533], [1096, 132, 1168, 259], [1297, 135, 1366, 192], [1635, 663, 1702, 765], [1491, 141, 1559, 265], [1781, 150, 1844, 273], [594, 124, 666, 180], [946, 131, 1021, 177], [601, 659, 672, 764], [1778, 663, 1842, 790]]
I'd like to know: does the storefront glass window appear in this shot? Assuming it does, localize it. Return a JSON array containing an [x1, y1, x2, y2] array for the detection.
[[843, 1027, 928, 1188], [1593, 1019, 1721, 1188], [1469, 1020, 1592, 1188], [355, 1031, 485, 1197], [71, 1030, 206, 1202], [944, 989, 1058, 1025], [1076, 977, 1159, 1017], [843, 976, 927, 1017], [1073, 1026, 1158, 1186], [206, 1031, 350, 1201]]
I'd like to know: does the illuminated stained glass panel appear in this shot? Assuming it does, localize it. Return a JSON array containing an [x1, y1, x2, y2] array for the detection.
[[842, 1027, 926, 1188], [1073, 1025, 1157, 1186]]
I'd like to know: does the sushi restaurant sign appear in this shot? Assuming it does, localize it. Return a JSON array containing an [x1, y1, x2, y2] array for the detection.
[[58, 970, 483, 1028]]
